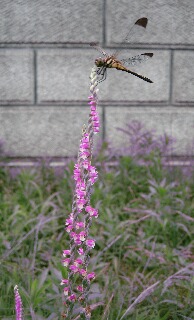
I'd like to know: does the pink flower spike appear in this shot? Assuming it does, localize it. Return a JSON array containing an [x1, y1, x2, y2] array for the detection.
[[87, 272, 95, 281], [61, 67, 100, 313], [14, 285, 23, 320], [86, 239, 95, 248]]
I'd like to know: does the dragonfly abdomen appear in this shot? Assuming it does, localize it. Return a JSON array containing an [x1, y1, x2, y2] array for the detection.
[[109, 60, 126, 70], [116, 66, 153, 83]]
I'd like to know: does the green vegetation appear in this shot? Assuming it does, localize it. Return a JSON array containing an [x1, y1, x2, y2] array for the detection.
[[0, 149, 194, 319]]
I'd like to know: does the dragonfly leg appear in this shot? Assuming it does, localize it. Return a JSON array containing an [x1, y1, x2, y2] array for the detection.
[[101, 69, 107, 81], [96, 67, 107, 83]]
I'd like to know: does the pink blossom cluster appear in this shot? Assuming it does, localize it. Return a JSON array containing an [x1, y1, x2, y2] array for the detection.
[[61, 67, 100, 316], [14, 285, 23, 320], [61, 133, 98, 302]]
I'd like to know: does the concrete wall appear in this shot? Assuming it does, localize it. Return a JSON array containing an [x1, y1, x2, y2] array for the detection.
[[0, 0, 194, 158]]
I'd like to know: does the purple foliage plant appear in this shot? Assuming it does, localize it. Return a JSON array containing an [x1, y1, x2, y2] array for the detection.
[[116, 121, 175, 165]]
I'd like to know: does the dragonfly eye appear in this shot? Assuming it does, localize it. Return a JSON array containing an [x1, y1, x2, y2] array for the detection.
[[95, 58, 104, 67]]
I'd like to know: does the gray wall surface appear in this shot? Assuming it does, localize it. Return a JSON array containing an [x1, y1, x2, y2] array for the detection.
[[0, 0, 194, 158]]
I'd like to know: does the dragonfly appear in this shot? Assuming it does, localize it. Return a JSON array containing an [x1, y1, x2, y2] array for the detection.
[[90, 17, 153, 83]]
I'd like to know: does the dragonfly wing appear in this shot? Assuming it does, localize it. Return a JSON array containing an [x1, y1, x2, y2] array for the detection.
[[135, 17, 148, 28], [90, 42, 109, 57], [114, 17, 149, 58], [120, 53, 153, 67]]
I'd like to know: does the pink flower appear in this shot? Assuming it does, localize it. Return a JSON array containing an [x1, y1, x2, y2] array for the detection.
[[88, 100, 96, 105], [79, 268, 87, 277], [68, 294, 76, 302], [80, 150, 90, 160], [77, 285, 84, 292], [86, 239, 95, 248], [76, 188, 86, 199], [60, 279, 69, 285], [74, 166, 81, 180], [77, 198, 87, 211], [74, 238, 82, 245], [79, 231, 86, 241], [87, 272, 95, 281], [74, 258, 83, 266], [85, 206, 98, 218], [70, 232, 82, 245], [66, 217, 73, 225], [76, 221, 85, 229], [82, 160, 90, 169], [89, 167, 98, 184], [66, 224, 73, 233], [63, 287, 69, 296], [62, 258, 70, 267], [63, 250, 71, 257], [70, 231, 77, 239], [69, 265, 79, 273]]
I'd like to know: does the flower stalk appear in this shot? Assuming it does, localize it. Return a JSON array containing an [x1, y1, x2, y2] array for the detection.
[[61, 67, 100, 319]]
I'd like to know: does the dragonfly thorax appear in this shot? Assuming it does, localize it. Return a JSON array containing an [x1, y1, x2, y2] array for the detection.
[[95, 56, 116, 68]]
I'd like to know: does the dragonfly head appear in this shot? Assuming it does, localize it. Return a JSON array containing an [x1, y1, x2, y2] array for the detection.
[[95, 58, 104, 67]]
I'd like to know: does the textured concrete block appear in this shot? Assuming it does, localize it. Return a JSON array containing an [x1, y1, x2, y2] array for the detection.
[[0, 106, 102, 157], [0, 1, 103, 43], [37, 49, 98, 103], [0, 50, 34, 104], [105, 106, 194, 156], [38, 49, 170, 103], [173, 51, 194, 103], [106, 0, 194, 45]]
